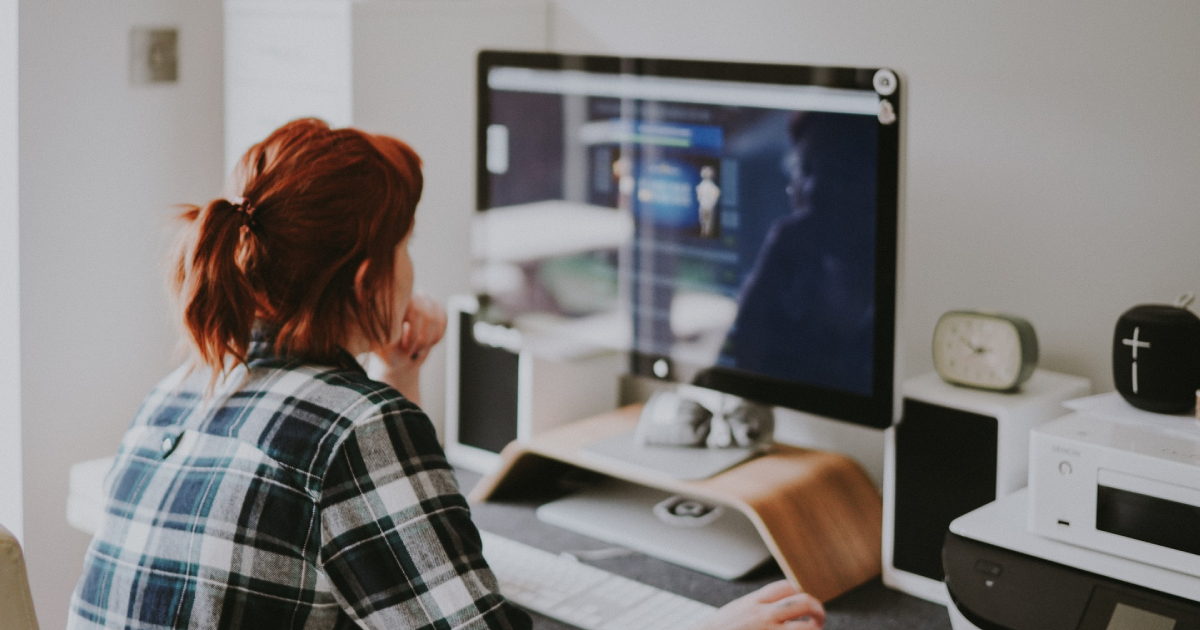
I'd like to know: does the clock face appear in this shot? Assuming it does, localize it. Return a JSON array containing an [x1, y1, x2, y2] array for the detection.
[[933, 312, 1030, 390]]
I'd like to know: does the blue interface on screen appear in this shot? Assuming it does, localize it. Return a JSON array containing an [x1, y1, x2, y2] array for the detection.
[[482, 67, 882, 396]]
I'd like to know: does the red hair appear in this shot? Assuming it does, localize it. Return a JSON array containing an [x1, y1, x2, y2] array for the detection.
[[171, 118, 423, 373]]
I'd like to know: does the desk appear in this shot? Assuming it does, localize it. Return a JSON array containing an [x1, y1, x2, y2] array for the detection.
[[457, 468, 951, 630], [68, 459, 951, 629]]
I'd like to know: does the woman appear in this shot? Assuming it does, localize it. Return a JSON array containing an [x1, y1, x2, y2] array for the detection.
[[67, 119, 825, 630]]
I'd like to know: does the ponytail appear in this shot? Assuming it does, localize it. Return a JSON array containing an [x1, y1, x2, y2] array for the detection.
[[171, 198, 261, 378]]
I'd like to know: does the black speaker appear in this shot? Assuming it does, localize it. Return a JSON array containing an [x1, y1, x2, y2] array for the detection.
[[883, 371, 1090, 603], [454, 309, 521, 457], [1113, 303, 1200, 414], [892, 398, 997, 584], [444, 295, 624, 473]]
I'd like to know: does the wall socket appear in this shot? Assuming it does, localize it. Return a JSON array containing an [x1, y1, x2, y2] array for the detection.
[[130, 28, 178, 84]]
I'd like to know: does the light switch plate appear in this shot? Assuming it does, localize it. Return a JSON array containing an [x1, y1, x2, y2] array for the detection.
[[130, 28, 178, 84]]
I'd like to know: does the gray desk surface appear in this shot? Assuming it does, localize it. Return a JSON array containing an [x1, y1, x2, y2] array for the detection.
[[457, 469, 952, 630]]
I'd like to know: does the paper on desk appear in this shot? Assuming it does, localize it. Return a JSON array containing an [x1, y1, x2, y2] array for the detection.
[[1064, 392, 1200, 435]]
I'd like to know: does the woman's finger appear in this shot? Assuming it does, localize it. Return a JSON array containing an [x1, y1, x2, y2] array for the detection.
[[403, 304, 426, 348], [782, 618, 822, 630], [399, 321, 412, 351], [771, 593, 825, 625], [412, 311, 431, 352], [393, 294, 446, 363], [752, 580, 801, 604]]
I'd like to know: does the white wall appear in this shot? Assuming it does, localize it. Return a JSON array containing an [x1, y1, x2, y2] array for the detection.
[[224, 0, 353, 172], [18, 0, 224, 625], [550, 0, 1200, 394], [0, 0, 20, 544]]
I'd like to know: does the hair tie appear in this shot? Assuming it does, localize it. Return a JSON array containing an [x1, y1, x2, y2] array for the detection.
[[228, 196, 261, 234]]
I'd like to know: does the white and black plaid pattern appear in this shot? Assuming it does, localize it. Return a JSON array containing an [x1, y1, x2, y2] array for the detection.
[[68, 331, 531, 630]]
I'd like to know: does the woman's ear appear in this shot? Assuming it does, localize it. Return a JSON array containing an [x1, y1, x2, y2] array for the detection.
[[353, 259, 370, 303], [341, 259, 376, 356]]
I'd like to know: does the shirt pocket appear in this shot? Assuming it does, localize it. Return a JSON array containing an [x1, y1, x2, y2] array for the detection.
[[106, 426, 319, 562], [97, 426, 327, 626]]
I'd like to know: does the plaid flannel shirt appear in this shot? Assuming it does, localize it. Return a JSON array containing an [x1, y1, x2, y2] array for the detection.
[[68, 332, 531, 630]]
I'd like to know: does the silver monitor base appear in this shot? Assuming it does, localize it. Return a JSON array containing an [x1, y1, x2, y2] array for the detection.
[[535, 479, 772, 580]]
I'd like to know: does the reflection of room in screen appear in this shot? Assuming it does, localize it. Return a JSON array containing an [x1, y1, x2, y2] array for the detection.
[[477, 53, 900, 430]]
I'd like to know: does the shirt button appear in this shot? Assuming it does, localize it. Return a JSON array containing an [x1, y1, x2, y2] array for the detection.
[[161, 436, 176, 457]]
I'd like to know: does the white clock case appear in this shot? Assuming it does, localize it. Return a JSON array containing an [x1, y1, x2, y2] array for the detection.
[[932, 311, 1038, 391], [882, 370, 1091, 604]]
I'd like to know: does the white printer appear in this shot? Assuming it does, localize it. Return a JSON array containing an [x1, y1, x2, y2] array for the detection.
[[1028, 393, 1200, 577], [944, 393, 1200, 630]]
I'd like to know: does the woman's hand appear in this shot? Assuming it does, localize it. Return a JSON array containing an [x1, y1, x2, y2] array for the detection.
[[374, 292, 447, 405], [698, 581, 825, 630]]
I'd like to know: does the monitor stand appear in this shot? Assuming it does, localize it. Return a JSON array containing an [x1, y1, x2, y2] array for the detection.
[[581, 430, 761, 481], [468, 405, 883, 602], [535, 478, 773, 580]]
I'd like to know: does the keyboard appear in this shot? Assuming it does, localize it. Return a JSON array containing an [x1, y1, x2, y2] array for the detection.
[[480, 530, 717, 630]]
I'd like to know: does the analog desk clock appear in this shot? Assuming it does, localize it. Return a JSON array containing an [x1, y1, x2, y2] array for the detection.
[[932, 311, 1039, 391]]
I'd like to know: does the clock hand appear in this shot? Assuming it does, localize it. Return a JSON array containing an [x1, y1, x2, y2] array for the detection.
[[957, 335, 986, 353]]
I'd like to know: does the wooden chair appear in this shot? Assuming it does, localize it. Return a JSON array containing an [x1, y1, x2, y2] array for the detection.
[[0, 524, 39, 630]]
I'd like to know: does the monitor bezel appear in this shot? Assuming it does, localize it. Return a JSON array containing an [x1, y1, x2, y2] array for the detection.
[[476, 50, 901, 429]]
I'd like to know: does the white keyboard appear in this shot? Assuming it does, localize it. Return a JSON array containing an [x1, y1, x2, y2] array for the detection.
[[481, 530, 717, 630]]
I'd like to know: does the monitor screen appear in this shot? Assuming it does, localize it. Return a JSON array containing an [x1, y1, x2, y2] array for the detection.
[[475, 51, 901, 429]]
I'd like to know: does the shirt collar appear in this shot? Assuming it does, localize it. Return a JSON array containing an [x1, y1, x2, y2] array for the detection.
[[247, 322, 366, 375]]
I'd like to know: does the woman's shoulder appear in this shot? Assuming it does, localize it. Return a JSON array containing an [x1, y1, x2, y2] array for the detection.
[[127, 358, 424, 476], [305, 361, 422, 422]]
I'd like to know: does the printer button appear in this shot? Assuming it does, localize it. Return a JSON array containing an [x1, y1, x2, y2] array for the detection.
[[973, 559, 1002, 577]]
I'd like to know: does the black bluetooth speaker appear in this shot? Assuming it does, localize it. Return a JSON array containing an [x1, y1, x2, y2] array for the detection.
[[1112, 303, 1200, 413]]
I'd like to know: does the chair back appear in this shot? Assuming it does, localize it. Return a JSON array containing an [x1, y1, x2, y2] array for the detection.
[[0, 524, 39, 630]]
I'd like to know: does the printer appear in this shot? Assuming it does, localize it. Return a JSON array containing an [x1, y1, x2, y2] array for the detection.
[[944, 393, 1200, 630], [1028, 397, 1200, 577], [944, 489, 1200, 630]]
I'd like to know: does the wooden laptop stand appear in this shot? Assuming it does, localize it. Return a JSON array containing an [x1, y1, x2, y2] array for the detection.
[[469, 405, 883, 602]]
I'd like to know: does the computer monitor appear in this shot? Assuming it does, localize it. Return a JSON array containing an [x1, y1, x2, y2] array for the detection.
[[474, 51, 902, 430]]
